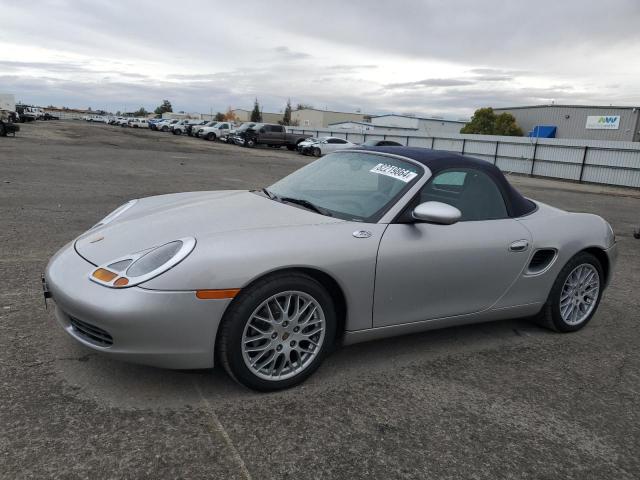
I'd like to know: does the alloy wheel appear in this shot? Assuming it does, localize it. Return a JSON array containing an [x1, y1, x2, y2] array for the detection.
[[560, 263, 600, 325], [241, 291, 326, 381]]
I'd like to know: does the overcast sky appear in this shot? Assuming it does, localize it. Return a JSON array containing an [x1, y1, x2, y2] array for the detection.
[[1, 0, 639, 118]]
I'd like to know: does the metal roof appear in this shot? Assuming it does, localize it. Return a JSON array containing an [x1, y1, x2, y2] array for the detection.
[[372, 114, 468, 124], [494, 104, 640, 111]]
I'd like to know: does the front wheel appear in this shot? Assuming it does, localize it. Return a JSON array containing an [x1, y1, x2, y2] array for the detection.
[[217, 273, 336, 391], [206, 132, 216, 141], [313, 147, 322, 157], [535, 252, 603, 332], [244, 138, 256, 148]]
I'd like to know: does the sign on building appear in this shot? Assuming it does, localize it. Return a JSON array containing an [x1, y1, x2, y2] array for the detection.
[[586, 115, 620, 130]]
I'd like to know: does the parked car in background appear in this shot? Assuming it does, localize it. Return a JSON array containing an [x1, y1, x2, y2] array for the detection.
[[191, 121, 218, 138], [296, 137, 321, 153], [157, 119, 179, 132], [360, 139, 404, 147], [147, 118, 165, 130], [238, 123, 311, 149], [173, 119, 202, 136], [186, 120, 208, 136], [170, 119, 192, 135], [128, 118, 149, 128], [228, 122, 256, 144], [42, 112, 60, 120], [302, 137, 356, 157], [200, 121, 234, 141], [86, 115, 107, 123], [16, 105, 39, 122]]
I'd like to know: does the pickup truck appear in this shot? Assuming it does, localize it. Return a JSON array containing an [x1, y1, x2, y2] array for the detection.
[[238, 123, 311, 150], [199, 121, 234, 141]]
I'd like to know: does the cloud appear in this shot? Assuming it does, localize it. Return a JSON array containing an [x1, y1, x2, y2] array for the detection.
[[273, 46, 311, 60], [0, 0, 639, 116], [386, 78, 475, 89]]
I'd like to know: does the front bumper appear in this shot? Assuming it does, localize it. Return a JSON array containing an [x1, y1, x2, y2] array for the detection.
[[44, 242, 231, 369]]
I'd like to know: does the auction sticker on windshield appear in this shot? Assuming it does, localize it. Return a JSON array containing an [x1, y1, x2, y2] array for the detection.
[[370, 163, 418, 183]]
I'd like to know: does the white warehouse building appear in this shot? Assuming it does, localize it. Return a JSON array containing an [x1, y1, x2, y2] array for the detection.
[[371, 114, 467, 136]]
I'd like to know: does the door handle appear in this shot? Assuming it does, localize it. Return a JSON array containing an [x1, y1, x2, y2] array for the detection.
[[509, 240, 529, 252]]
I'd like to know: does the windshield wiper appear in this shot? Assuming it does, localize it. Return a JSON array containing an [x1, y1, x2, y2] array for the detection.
[[279, 197, 333, 217], [261, 188, 277, 200]]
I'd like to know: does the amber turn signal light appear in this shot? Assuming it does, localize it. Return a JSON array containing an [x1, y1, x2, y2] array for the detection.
[[92, 268, 117, 282], [195, 289, 240, 299], [113, 277, 130, 287]]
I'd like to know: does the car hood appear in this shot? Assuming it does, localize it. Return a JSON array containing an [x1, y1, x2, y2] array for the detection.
[[75, 190, 342, 265]]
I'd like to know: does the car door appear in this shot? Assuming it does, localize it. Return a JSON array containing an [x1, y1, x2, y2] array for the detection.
[[373, 168, 532, 327], [269, 125, 285, 144], [323, 138, 347, 153]]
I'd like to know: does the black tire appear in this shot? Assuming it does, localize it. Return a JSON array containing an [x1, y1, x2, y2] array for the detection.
[[217, 273, 336, 391], [0, 123, 6, 137], [175, 129, 182, 135], [206, 132, 216, 141], [313, 147, 322, 157], [286, 145, 295, 151], [244, 138, 256, 148], [162, 126, 169, 132], [534, 251, 604, 332]]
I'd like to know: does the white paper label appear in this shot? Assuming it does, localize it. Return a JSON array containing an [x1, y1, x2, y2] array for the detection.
[[370, 163, 418, 183]]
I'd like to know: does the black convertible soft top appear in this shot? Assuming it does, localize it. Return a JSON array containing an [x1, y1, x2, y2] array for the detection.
[[359, 146, 537, 218]]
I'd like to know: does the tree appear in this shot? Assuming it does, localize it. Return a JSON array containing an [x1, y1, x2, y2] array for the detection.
[[494, 112, 523, 136], [132, 107, 149, 117], [295, 103, 313, 110], [460, 107, 523, 136], [154, 99, 173, 116], [214, 112, 225, 121], [224, 107, 237, 122], [250, 98, 262, 122], [280, 98, 292, 125]]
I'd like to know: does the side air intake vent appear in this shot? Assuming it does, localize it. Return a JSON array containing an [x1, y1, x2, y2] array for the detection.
[[527, 249, 557, 275]]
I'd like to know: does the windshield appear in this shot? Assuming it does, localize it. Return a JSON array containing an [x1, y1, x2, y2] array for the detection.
[[267, 151, 422, 222], [237, 123, 255, 131]]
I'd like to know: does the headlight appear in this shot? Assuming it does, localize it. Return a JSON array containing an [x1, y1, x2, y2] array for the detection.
[[89, 237, 196, 288], [93, 199, 138, 229]]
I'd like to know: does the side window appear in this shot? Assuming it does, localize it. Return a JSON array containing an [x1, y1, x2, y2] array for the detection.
[[419, 169, 507, 221]]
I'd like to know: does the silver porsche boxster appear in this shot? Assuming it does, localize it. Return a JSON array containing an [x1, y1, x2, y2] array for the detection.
[[44, 147, 617, 390]]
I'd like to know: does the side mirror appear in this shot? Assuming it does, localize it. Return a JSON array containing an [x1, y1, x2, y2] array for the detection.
[[412, 201, 461, 225]]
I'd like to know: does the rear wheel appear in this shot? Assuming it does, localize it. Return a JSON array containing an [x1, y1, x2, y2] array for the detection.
[[218, 273, 336, 391], [535, 252, 603, 332], [244, 138, 256, 148]]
